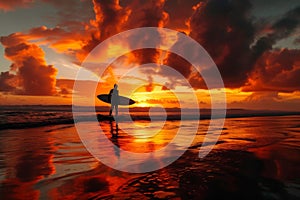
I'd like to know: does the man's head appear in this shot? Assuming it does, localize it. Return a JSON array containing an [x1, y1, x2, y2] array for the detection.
[[114, 84, 118, 89]]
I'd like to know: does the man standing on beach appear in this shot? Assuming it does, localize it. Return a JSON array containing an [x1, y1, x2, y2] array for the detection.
[[109, 84, 119, 116]]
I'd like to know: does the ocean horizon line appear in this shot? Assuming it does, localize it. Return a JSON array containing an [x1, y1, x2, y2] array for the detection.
[[0, 105, 300, 130], [0, 104, 299, 113]]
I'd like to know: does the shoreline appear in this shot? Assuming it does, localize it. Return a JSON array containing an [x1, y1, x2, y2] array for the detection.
[[1, 111, 300, 131]]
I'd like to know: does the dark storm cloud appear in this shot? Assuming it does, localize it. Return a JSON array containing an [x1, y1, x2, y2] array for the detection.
[[252, 6, 300, 57], [243, 6, 300, 93], [188, 0, 300, 90], [189, 0, 255, 88], [163, 52, 192, 78], [92, 0, 129, 41], [164, 0, 201, 31], [124, 0, 168, 28], [0, 71, 15, 92], [243, 49, 300, 92], [124, 0, 168, 67], [129, 49, 161, 65]]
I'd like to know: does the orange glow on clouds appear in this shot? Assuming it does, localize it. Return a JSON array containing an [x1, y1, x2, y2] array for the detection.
[[0, 0, 299, 111], [130, 84, 180, 108]]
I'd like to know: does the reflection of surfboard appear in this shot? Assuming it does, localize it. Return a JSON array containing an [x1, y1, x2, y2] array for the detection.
[[97, 94, 135, 105]]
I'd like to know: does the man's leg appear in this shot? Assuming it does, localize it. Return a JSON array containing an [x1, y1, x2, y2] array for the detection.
[[115, 104, 118, 116], [109, 105, 113, 116]]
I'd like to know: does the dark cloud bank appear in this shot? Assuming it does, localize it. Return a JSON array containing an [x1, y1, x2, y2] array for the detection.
[[0, 0, 299, 95]]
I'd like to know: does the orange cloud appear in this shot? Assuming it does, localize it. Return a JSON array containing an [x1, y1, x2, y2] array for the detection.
[[243, 49, 300, 92], [1, 0, 300, 108], [0, 34, 57, 95], [77, 0, 169, 63]]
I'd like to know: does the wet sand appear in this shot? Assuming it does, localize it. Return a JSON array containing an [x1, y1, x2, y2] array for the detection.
[[99, 149, 288, 200], [0, 116, 300, 199]]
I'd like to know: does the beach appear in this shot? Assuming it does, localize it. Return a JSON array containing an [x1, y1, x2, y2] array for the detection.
[[1, 0, 300, 199], [0, 107, 300, 199]]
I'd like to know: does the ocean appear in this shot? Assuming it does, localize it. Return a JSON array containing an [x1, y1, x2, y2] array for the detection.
[[0, 105, 299, 199]]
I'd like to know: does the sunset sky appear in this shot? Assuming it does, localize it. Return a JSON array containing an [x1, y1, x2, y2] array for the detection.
[[0, 0, 299, 110]]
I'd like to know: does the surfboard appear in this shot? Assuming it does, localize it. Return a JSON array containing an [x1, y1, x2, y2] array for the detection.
[[97, 94, 135, 105]]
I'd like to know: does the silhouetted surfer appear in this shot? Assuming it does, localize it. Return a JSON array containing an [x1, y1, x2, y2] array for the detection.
[[109, 84, 119, 116]]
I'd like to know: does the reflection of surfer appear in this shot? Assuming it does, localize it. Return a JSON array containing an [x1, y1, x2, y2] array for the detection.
[[109, 120, 120, 158], [109, 84, 119, 116], [110, 119, 119, 138]]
